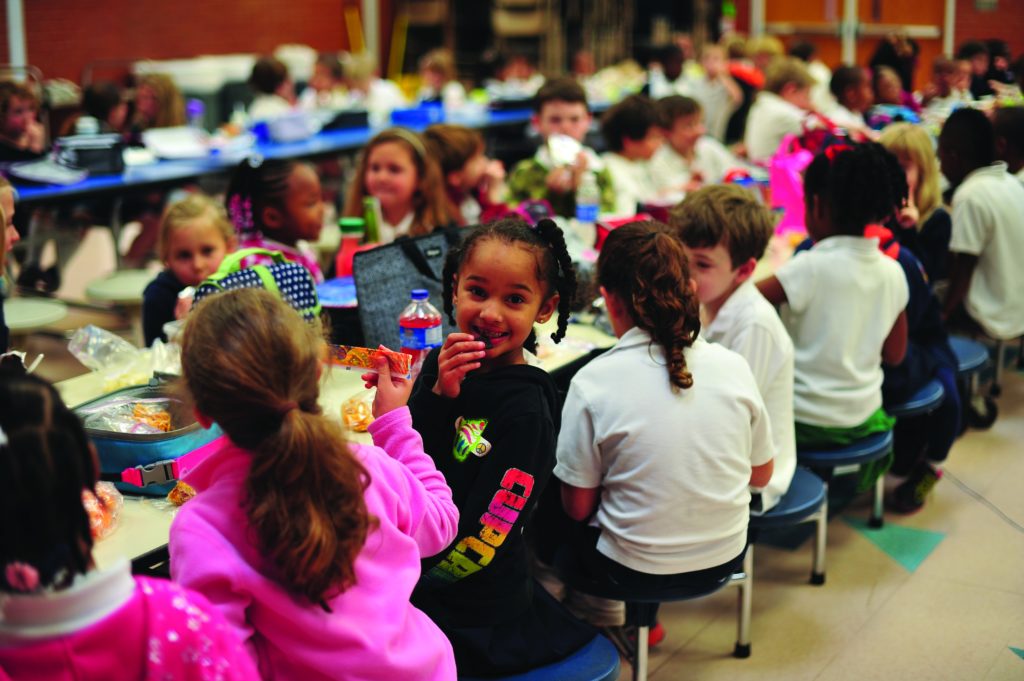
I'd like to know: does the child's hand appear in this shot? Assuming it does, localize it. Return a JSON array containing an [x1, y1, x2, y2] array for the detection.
[[361, 350, 413, 417], [174, 294, 193, 320], [432, 333, 486, 399], [546, 166, 574, 193], [484, 159, 506, 183], [897, 199, 920, 229]]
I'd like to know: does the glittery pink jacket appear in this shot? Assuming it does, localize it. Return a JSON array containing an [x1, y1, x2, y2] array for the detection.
[[169, 407, 460, 681], [0, 576, 258, 681]]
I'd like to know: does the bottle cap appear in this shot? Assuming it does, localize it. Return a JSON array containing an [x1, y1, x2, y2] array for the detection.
[[339, 217, 365, 235], [410, 289, 429, 300], [186, 99, 205, 116]]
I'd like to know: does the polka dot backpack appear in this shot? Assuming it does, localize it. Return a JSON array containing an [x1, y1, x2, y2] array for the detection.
[[192, 248, 321, 321]]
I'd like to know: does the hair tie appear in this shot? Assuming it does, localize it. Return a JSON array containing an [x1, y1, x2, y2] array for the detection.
[[4, 562, 40, 593], [278, 401, 300, 416]]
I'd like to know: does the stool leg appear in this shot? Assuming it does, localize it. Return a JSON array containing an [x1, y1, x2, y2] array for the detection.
[[734, 548, 752, 658], [634, 626, 649, 681], [811, 489, 828, 585], [991, 341, 1005, 398], [869, 471, 885, 528]]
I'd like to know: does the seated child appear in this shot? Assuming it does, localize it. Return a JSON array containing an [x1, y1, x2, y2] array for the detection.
[[879, 122, 952, 282], [0, 369, 257, 680], [407, 219, 596, 676], [826, 65, 875, 132], [299, 52, 348, 110], [993, 106, 1024, 182], [672, 186, 795, 513], [744, 57, 815, 163], [0, 80, 45, 162], [789, 40, 834, 114], [342, 52, 408, 125], [552, 220, 773, 626], [171, 288, 460, 680], [131, 73, 186, 132], [507, 77, 616, 218], [600, 94, 666, 215], [757, 144, 908, 469], [343, 128, 449, 242], [939, 108, 1024, 340], [919, 57, 971, 119], [873, 65, 921, 112], [687, 44, 742, 142], [142, 194, 236, 346], [423, 123, 508, 225], [247, 55, 296, 120], [226, 156, 326, 281], [652, 95, 742, 194], [418, 48, 467, 110]]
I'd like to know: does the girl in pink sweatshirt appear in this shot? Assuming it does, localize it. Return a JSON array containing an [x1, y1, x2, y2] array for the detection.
[[0, 370, 257, 681], [170, 288, 460, 681]]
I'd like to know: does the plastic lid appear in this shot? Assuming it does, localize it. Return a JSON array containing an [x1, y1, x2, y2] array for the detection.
[[339, 217, 365, 234], [410, 289, 429, 300], [186, 98, 205, 115]]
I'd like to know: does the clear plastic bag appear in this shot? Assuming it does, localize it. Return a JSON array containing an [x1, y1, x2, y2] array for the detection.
[[83, 482, 124, 540], [341, 389, 375, 432], [78, 396, 176, 434], [68, 325, 181, 390]]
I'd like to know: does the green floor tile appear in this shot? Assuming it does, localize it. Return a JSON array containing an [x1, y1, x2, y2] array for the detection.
[[843, 518, 946, 572]]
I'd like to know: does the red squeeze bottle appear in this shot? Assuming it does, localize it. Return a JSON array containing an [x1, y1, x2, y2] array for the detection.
[[398, 289, 443, 379], [335, 217, 366, 277]]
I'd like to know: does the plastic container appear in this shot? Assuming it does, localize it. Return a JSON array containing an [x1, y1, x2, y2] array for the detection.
[[186, 98, 205, 131], [574, 170, 601, 246], [399, 289, 443, 379], [335, 217, 366, 277]]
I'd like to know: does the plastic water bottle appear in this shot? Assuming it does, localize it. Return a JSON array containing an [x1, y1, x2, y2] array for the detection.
[[186, 98, 206, 132], [574, 170, 601, 249], [399, 289, 443, 379]]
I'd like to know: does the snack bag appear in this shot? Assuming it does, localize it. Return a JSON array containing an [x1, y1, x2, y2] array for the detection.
[[326, 345, 412, 379], [341, 389, 375, 432], [82, 482, 124, 540]]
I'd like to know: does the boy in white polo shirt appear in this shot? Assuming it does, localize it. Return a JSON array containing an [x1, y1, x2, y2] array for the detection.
[[744, 57, 815, 164], [672, 185, 795, 512], [940, 108, 1024, 341], [600, 94, 666, 216]]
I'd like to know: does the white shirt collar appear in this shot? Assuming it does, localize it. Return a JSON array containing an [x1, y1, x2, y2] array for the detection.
[[379, 211, 416, 244], [0, 559, 135, 640]]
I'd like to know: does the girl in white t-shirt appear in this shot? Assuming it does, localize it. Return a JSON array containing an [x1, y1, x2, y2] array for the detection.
[[550, 220, 774, 630], [757, 143, 909, 465]]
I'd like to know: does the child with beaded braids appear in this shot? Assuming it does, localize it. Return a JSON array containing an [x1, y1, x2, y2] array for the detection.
[[406, 217, 597, 675], [225, 156, 326, 282], [0, 370, 257, 680], [758, 143, 909, 470], [551, 220, 773, 631]]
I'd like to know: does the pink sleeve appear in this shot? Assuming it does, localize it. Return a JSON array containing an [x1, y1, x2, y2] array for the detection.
[[366, 407, 460, 556], [168, 521, 256, 657]]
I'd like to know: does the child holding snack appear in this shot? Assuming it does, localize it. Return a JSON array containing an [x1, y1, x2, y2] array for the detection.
[[170, 288, 460, 680], [225, 156, 326, 281], [0, 80, 45, 162], [672, 185, 795, 513], [758, 144, 908, 466], [407, 218, 596, 676], [507, 78, 616, 218], [423, 124, 509, 226], [0, 369, 257, 680], [552, 220, 773, 629], [142, 194, 236, 346], [653, 95, 741, 194], [343, 128, 450, 243]]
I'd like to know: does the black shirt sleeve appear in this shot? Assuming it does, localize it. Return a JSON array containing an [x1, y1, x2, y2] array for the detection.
[[142, 270, 184, 346]]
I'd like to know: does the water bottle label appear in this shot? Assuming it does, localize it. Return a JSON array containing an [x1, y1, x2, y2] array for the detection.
[[576, 203, 599, 223], [399, 324, 443, 349]]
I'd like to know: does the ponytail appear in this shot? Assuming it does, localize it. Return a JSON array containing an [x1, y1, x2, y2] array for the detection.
[[597, 221, 700, 392], [182, 288, 374, 604]]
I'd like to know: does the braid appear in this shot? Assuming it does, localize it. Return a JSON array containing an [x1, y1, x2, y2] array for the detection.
[[532, 218, 577, 345], [441, 243, 462, 326], [598, 221, 700, 392], [225, 156, 296, 237]]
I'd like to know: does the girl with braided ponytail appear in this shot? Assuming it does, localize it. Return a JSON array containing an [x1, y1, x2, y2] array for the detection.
[[551, 220, 773, 631], [170, 288, 460, 681], [406, 217, 596, 676]]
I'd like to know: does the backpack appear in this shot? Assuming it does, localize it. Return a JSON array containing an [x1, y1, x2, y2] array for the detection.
[[192, 247, 321, 320]]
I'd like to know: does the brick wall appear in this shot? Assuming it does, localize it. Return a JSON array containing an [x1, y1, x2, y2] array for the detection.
[[0, 0, 370, 84]]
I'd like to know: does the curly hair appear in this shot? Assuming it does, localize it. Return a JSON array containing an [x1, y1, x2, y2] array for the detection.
[[441, 217, 577, 353], [225, 156, 300, 239], [182, 288, 375, 605], [597, 220, 701, 392], [803, 142, 908, 236]]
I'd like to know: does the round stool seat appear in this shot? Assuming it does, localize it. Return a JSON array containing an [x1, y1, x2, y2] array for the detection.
[[797, 430, 893, 468], [459, 634, 620, 681], [4, 297, 68, 330], [751, 467, 826, 529], [86, 269, 152, 305], [949, 336, 988, 375], [887, 378, 945, 419]]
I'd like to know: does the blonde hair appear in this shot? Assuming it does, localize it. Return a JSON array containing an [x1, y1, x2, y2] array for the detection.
[[343, 128, 450, 237], [158, 194, 235, 263], [748, 36, 785, 58], [0, 177, 12, 272], [419, 48, 457, 83], [878, 123, 942, 225], [134, 73, 185, 129], [764, 57, 814, 94]]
